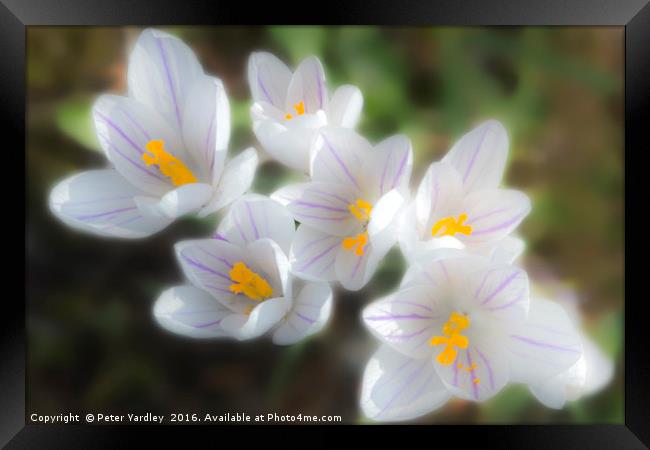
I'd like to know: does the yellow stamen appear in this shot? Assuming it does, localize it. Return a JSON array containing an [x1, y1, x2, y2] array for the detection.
[[349, 198, 373, 222], [284, 100, 305, 120], [342, 232, 368, 256], [142, 140, 197, 186], [429, 311, 471, 366], [342, 199, 373, 257], [229, 262, 273, 301], [431, 213, 472, 238], [473, 378, 481, 384]]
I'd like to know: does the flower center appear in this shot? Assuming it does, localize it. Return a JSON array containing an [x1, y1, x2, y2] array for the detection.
[[429, 311, 480, 384], [228, 262, 274, 301], [142, 140, 197, 186], [342, 232, 368, 256], [284, 100, 305, 120], [342, 198, 373, 256], [431, 213, 472, 238]]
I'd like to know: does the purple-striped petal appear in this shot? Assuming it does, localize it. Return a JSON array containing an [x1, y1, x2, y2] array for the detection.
[[414, 161, 464, 231], [286, 56, 328, 113], [362, 286, 446, 359], [442, 120, 509, 194], [49, 169, 172, 238], [462, 188, 531, 245], [175, 239, 253, 314], [181, 76, 230, 184], [128, 29, 204, 131], [362, 134, 413, 199], [93, 94, 184, 195], [507, 298, 583, 386], [247, 52, 292, 109], [289, 225, 340, 282], [220, 297, 290, 341], [361, 345, 450, 422], [153, 285, 231, 338], [466, 263, 529, 324], [272, 281, 333, 345], [434, 336, 509, 402], [286, 182, 358, 237], [217, 194, 296, 255], [310, 127, 372, 188]]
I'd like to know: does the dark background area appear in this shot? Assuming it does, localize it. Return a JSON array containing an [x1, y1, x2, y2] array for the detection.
[[26, 26, 623, 423]]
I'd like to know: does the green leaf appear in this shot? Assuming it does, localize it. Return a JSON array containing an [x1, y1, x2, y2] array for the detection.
[[55, 95, 101, 152]]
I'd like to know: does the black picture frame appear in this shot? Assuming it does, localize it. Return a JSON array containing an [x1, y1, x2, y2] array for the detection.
[[9, 0, 649, 447]]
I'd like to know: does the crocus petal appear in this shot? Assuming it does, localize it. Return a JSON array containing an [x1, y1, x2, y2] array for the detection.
[[465, 263, 529, 325], [216, 194, 296, 255], [415, 161, 463, 232], [93, 95, 184, 196], [220, 297, 290, 341], [581, 335, 614, 396], [398, 204, 465, 264], [488, 236, 525, 265], [361, 345, 451, 422], [362, 135, 413, 199], [181, 75, 230, 183], [247, 238, 291, 299], [127, 28, 204, 130], [252, 119, 322, 172], [198, 147, 258, 217], [335, 244, 379, 291], [400, 251, 484, 292], [507, 298, 583, 386], [367, 189, 404, 238], [326, 84, 363, 128], [442, 120, 509, 194], [271, 183, 310, 206], [153, 285, 231, 338], [248, 52, 292, 109], [363, 286, 447, 359], [49, 169, 172, 238], [529, 333, 613, 409], [310, 127, 372, 188], [134, 182, 213, 219], [285, 56, 328, 113], [529, 353, 587, 409], [462, 188, 531, 245], [286, 182, 359, 237], [434, 336, 510, 402], [272, 281, 333, 345], [175, 239, 253, 314], [289, 225, 340, 282]]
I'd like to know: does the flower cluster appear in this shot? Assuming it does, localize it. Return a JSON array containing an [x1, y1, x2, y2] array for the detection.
[[48, 29, 613, 422]]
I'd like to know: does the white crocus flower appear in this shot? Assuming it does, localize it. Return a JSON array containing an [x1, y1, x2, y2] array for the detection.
[[49, 29, 258, 239], [272, 127, 413, 291], [399, 120, 530, 263], [527, 297, 614, 409], [248, 52, 363, 172], [360, 250, 583, 422], [153, 194, 333, 345]]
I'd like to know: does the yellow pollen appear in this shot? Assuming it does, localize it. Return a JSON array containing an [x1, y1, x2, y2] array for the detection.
[[342, 232, 368, 256], [431, 213, 472, 238], [429, 311, 470, 366], [473, 378, 481, 384], [284, 100, 305, 120], [142, 140, 197, 186], [228, 262, 273, 301], [349, 198, 373, 222]]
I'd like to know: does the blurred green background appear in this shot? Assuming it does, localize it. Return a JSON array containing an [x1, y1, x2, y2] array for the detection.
[[26, 26, 623, 424]]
